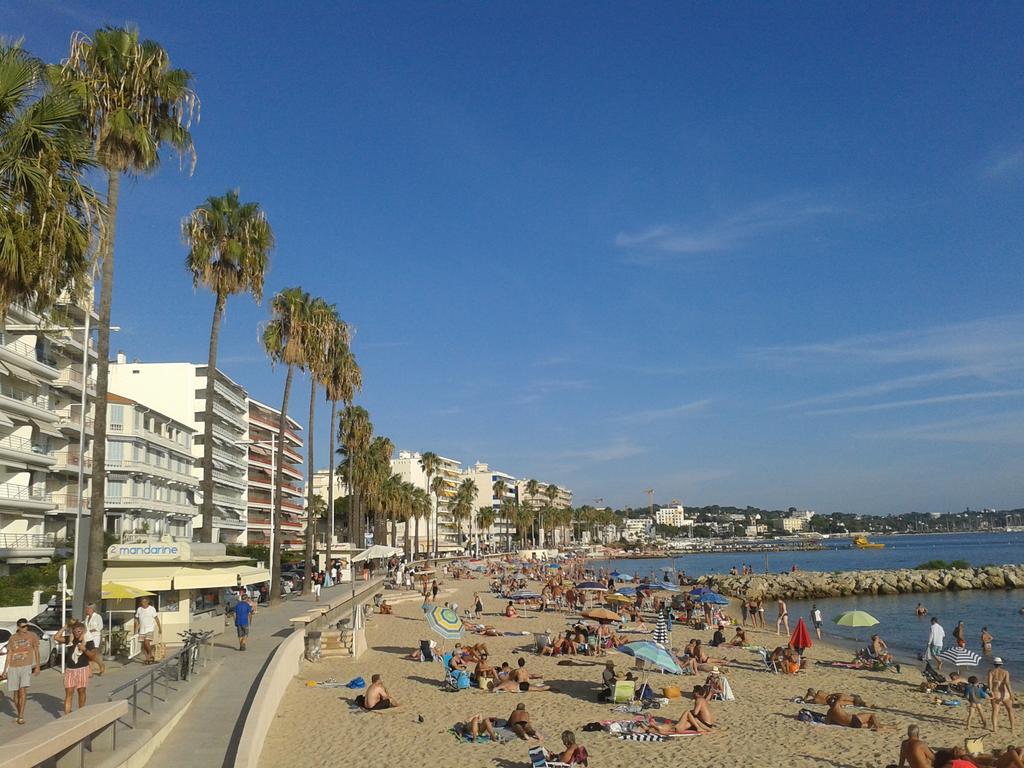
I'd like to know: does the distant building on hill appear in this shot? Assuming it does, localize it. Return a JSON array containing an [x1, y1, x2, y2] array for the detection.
[[655, 502, 689, 528]]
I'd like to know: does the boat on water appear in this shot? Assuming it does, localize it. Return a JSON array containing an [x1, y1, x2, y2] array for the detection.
[[853, 535, 885, 549]]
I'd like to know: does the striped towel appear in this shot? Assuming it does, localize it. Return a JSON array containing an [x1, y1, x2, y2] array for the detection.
[[618, 733, 666, 742]]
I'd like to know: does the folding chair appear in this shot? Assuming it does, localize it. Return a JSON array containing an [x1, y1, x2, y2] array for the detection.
[[612, 679, 635, 703], [757, 647, 778, 673]]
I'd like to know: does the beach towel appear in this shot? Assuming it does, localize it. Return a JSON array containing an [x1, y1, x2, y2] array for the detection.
[[617, 733, 669, 742], [719, 675, 735, 702], [797, 708, 828, 724], [449, 726, 510, 744]]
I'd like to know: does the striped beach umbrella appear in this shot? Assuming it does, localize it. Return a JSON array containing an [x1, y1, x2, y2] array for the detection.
[[653, 614, 668, 646], [575, 581, 607, 591], [617, 641, 682, 674], [424, 605, 464, 640], [940, 646, 982, 668]]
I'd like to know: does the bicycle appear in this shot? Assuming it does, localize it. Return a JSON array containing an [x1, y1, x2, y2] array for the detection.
[[177, 629, 213, 681]]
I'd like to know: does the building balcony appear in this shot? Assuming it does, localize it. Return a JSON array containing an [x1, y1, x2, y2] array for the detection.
[[0, 532, 57, 561], [53, 363, 96, 394], [0, 434, 55, 468], [0, 482, 55, 513], [212, 492, 246, 511], [105, 496, 194, 515], [1, 383, 54, 422], [106, 421, 191, 455], [0, 334, 59, 380], [56, 405, 93, 434], [247, 412, 303, 447], [105, 458, 197, 486], [51, 492, 87, 515]]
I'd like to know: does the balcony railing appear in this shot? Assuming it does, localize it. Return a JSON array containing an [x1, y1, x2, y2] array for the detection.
[[51, 493, 88, 513], [0, 532, 56, 550], [55, 363, 96, 390], [0, 433, 52, 457], [0, 382, 49, 410], [0, 482, 52, 503]]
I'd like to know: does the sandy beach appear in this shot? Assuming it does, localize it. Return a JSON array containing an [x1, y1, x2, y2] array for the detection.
[[260, 572, 1015, 768]]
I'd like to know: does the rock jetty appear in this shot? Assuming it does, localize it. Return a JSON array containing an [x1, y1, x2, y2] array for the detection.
[[695, 564, 1024, 601]]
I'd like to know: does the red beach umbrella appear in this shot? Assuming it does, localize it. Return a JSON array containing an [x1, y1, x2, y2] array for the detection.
[[790, 618, 812, 652]]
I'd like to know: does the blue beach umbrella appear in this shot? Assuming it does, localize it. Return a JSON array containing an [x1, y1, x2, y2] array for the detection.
[[700, 592, 730, 605], [617, 641, 683, 674], [574, 581, 607, 591], [616, 586, 638, 596], [689, 587, 711, 597]]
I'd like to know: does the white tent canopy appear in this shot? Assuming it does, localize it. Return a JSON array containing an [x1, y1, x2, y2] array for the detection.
[[351, 544, 402, 563]]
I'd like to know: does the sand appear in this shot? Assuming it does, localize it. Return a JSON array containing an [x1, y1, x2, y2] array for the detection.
[[259, 572, 1011, 768]]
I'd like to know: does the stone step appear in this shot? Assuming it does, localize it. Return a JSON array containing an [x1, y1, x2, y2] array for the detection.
[[320, 647, 350, 658]]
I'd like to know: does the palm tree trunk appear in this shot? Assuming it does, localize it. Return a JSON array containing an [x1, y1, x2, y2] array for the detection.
[[404, 521, 411, 560], [327, 400, 337, 557], [302, 377, 318, 595], [413, 515, 420, 558], [85, 170, 120, 605], [270, 365, 294, 606], [198, 291, 225, 544]]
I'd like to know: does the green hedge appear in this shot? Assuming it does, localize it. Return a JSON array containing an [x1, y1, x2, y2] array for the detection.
[[915, 559, 971, 570], [0, 560, 65, 607]]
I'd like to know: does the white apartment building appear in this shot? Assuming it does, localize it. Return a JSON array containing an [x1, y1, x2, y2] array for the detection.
[[773, 515, 809, 533], [247, 399, 304, 551], [622, 517, 654, 542], [109, 359, 249, 543], [310, 468, 349, 547], [464, 462, 517, 549], [0, 298, 96, 573], [391, 450, 463, 553], [655, 503, 691, 528], [103, 394, 197, 539]]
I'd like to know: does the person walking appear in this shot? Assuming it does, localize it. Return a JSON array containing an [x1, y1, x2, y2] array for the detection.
[[83, 603, 106, 676], [431, 579, 439, 602], [233, 594, 254, 651], [987, 657, 1015, 733], [134, 596, 162, 665], [312, 571, 322, 600], [0, 618, 41, 725], [54, 621, 97, 715], [927, 617, 945, 670], [811, 604, 823, 640], [776, 598, 790, 636]]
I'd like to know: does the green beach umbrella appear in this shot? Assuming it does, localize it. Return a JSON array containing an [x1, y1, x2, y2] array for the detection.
[[834, 610, 879, 628]]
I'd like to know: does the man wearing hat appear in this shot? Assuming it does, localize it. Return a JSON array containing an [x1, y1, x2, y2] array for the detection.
[[986, 657, 1015, 733]]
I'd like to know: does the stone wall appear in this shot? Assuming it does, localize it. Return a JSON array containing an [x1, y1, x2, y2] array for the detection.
[[695, 564, 1024, 601]]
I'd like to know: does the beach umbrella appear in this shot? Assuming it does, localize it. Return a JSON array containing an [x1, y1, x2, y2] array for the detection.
[[605, 593, 633, 605], [101, 582, 154, 600], [424, 604, 464, 640], [834, 611, 879, 628], [509, 590, 541, 600], [646, 582, 679, 593], [574, 581, 607, 591], [616, 586, 638, 596], [582, 608, 620, 623], [700, 592, 730, 605], [617, 641, 682, 675], [689, 587, 712, 597], [940, 647, 982, 668], [790, 618, 813, 652], [653, 614, 668, 646]]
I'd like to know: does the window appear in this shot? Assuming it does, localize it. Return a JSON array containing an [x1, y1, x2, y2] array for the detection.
[[192, 588, 221, 614], [134, 410, 142, 430], [108, 441, 123, 461], [107, 479, 124, 499], [109, 405, 124, 429]]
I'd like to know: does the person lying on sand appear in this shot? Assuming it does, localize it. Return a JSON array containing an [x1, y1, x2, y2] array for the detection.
[[639, 685, 715, 734], [507, 703, 540, 740], [896, 725, 935, 768], [826, 694, 888, 730], [492, 658, 550, 692], [454, 714, 498, 742], [805, 688, 873, 708], [362, 674, 400, 710]]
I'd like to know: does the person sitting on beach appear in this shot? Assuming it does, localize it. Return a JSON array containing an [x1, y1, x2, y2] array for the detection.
[[804, 689, 873, 708], [640, 685, 714, 734], [362, 674, 400, 710], [540, 730, 587, 765], [505, 602, 518, 618], [691, 639, 729, 671], [473, 653, 498, 683], [455, 714, 498, 742], [379, 598, 392, 615], [730, 627, 748, 646], [492, 657, 550, 692], [825, 694, 888, 730], [449, 646, 468, 671], [507, 703, 539, 740], [868, 634, 894, 665], [710, 624, 727, 648], [897, 725, 935, 768], [781, 647, 803, 675], [405, 639, 437, 661]]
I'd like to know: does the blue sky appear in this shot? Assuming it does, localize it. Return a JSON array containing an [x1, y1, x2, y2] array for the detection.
[[7, 2, 1023, 514]]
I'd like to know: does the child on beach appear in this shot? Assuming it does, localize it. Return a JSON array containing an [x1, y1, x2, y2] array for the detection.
[[964, 675, 987, 730]]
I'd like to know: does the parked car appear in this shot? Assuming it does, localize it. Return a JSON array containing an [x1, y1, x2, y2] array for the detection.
[[0, 621, 58, 668]]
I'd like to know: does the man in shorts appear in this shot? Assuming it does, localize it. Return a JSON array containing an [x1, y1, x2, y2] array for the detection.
[[1, 618, 41, 725], [232, 595, 254, 651], [811, 604, 823, 639], [134, 597, 162, 664]]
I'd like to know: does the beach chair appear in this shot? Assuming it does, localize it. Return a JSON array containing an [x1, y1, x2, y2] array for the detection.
[[418, 639, 436, 663], [612, 679, 635, 703], [756, 647, 779, 673]]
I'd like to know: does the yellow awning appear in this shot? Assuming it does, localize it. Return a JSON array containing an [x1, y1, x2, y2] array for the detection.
[[235, 565, 270, 586], [101, 566, 176, 591], [173, 566, 250, 590]]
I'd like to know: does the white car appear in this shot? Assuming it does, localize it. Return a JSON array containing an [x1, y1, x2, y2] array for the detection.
[[0, 621, 58, 669]]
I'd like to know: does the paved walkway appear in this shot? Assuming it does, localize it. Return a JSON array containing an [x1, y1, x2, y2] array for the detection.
[[144, 581, 376, 768]]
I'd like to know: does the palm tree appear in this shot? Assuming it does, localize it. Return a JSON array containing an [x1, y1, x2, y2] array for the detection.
[[510, 501, 535, 547], [410, 487, 431, 559], [543, 484, 559, 547], [364, 435, 394, 546], [322, 328, 360, 555], [429, 473, 447, 555], [451, 478, 476, 551], [418, 452, 440, 557], [0, 42, 97, 322], [499, 498, 517, 551], [338, 405, 372, 546], [61, 26, 198, 604], [184, 190, 273, 543], [302, 300, 342, 594], [524, 479, 540, 546], [262, 287, 313, 604], [476, 506, 496, 549]]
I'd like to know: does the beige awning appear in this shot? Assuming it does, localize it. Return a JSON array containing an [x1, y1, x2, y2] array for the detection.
[[235, 565, 270, 586], [101, 566, 176, 591], [0, 359, 41, 385], [34, 420, 64, 439], [173, 566, 247, 590], [0, 411, 13, 427]]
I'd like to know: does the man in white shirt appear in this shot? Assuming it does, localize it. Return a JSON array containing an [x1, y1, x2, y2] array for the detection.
[[134, 597, 162, 665], [927, 617, 945, 670], [83, 603, 106, 675]]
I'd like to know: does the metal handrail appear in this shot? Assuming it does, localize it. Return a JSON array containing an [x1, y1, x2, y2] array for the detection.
[[107, 635, 212, 727]]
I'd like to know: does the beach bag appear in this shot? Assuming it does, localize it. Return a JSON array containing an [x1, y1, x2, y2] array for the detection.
[[637, 683, 655, 700], [346, 677, 366, 689], [354, 694, 365, 708], [454, 670, 471, 689], [965, 738, 985, 756], [662, 686, 681, 699], [719, 675, 735, 702], [797, 708, 826, 724]]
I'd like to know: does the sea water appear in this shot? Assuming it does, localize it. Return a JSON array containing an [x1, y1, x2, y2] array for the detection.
[[603, 532, 1024, 670]]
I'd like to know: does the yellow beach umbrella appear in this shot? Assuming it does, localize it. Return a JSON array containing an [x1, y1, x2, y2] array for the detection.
[[101, 582, 154, 600], [605, 593, 633, 604]]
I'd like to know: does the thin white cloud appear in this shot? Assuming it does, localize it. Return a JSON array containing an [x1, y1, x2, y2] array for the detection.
[[556, 440, 647, 463], [985, 146, 1024, 179], [514, 379, 590, 404], [612, 399, 711, 425], [858, 411, 1024, 445], [807, 389, 1024, 416], [615, 196, 844, 257]]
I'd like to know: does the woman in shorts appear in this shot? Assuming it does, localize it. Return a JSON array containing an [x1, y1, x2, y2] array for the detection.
[[55, 621, 97, 715]]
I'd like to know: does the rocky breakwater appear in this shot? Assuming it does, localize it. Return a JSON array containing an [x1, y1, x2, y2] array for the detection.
[[695, 564, 1024, 601]]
